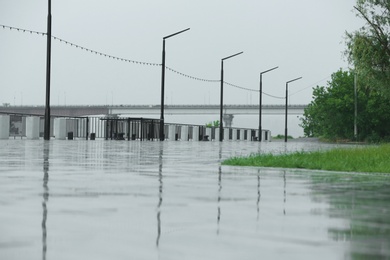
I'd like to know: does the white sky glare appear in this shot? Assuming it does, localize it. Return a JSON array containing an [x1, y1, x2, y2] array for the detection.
[[1, 0, 362, 106]]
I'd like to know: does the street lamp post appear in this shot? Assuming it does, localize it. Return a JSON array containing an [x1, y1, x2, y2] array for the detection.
[[219, 51, 243, 142], [285, 77, 302, 142], [259, 66, 278, 142], [44, 0, 52, 140], [159, 28, 190, 141]]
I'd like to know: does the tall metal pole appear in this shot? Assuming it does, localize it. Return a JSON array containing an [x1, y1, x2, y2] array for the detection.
[[159, 28, 190, 141], [259, 73, 262, 141], [160, 39, 166, 141], [285, 77, 302, 142], [219, 51, 243, 142], [354, 72, 358, 139], [219, 60, 224, 142], [284, 82, 288, 143], [259, 66, 278, 142], [44, 0, 52, 140]]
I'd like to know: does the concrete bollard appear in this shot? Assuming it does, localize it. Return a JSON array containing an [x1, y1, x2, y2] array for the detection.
[[26, 117, 40, 139], [168, 125, 176, 141], [54, 118, 67, 140], [181, 126, 189, 141], [0, 115, 10, 139]]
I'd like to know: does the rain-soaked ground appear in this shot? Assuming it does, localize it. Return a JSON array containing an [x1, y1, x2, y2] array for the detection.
[[0, 139, 389, 260]]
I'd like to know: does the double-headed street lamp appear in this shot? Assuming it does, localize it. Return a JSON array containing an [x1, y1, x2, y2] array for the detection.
[[159, 28, 190, 141], [259, 66, 278, 142], [219, 51, 243, 141], [285, 77, 302, 142]]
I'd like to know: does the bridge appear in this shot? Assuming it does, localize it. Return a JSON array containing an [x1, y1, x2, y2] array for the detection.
[[0, 104, 307, 127], [0, 104, 306, 116]]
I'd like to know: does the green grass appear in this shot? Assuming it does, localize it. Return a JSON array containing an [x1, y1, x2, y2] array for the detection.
[[222, 144, 390, 173]]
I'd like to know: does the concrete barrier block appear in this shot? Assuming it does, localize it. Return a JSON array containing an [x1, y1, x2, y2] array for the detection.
[[0, 115, 10, 139], [54, 118, 67, 140], [206, 128, 212, 140], [26, 117, 40, 139], [215, 128, 220, 141], [240, 129, 245, 140], [265, 130, 272, 142], [168, 125, 176, 141], [232, 129, 237, 140], [181, 126, 189, 141], [224, 128, 230, 141], [192, 126, 199, 141]]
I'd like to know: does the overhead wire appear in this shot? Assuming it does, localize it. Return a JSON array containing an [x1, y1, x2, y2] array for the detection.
[[1, 23, 329, 101], [289, 75, 331, 96]]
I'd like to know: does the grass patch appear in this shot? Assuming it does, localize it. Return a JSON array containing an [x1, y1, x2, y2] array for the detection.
[[222, 144, 390, 173]]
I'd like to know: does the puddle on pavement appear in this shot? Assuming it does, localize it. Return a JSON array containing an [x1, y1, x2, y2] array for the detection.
[[0, 140, 389, 260]]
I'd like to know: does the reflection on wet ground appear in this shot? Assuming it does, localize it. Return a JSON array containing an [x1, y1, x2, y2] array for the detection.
[[0, 140, 389, 260]]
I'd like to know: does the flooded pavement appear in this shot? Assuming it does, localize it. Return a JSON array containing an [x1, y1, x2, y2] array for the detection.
[[0, 140, 389, 260]]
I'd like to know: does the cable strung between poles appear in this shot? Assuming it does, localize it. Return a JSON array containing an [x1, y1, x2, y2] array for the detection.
[[1, 23, 303, 100]]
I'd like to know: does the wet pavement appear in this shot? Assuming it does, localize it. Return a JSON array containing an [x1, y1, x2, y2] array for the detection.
[[0, 139, 389, 260]]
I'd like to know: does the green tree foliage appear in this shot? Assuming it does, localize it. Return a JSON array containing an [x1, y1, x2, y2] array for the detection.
[[346, 0, 390, 97], [300, 69, 390, 141], [205, 120, 219, 128]]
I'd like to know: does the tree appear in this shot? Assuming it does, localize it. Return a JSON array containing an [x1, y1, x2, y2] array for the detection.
[[301, 70, 355, 139], [346, 0, 390, 98], [300, 69, 390, 141], [205, 120, 219, 128]]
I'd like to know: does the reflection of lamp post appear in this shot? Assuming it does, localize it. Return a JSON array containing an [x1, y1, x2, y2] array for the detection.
[[259, 66, 278, 142], [219, 51, 243, 141], [285, 77, 302, 142], [159, 28, 190, 141], [44, 0, 52, 140]]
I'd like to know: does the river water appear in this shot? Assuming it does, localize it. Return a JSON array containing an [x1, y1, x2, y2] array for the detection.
[[0, 139, 389, 260]]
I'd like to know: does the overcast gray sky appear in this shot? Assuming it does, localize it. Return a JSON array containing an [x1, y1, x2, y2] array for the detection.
[[1, 0, 363, 107]]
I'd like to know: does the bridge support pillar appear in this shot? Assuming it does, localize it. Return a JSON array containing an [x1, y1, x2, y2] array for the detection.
[[26, 117, 40, 139], [0, 115, 10, 139]]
